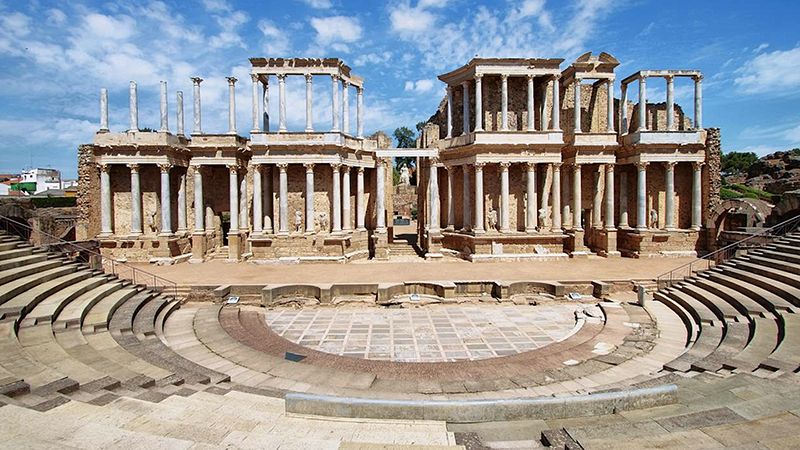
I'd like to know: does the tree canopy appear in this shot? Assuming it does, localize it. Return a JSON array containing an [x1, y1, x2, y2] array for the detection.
[[393, 126, 415, 148], [721, 151, 759, 174]]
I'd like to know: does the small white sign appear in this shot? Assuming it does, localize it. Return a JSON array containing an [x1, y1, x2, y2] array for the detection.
[[226, 296, 240, 304]]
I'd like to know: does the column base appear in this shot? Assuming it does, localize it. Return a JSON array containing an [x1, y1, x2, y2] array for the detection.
[[129, 231, 143, 237], [227, 234, 241, 261], [525, 227, 538, 233], [191, 233, 206, 262], [474, 228, 486, 235], [158, 232, 174, 238]]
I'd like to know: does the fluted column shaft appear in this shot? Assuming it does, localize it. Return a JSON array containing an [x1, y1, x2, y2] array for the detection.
[[226, 77, 237, 134], [304, 74, 313, 132], [619, 170, 629, 228], [665, 162, 676, 229], [620, 84, 628, 134], [160, 164, 172, 235], [500, 162, 510, 232], [356, 87, 364, 138], [446, 86, 453, 138], [191, 77, 202, 134], [129, 81, 138, 132], [227, 165, 239, 234], [638, 76, 647, 131], [376, 160, 386, 231], [278, 164, 288, 234], [593, 166, 603, 229], [462, 165, 471, 230], [500, 75, 508, 131], [573, 78, 582, 133], [100, 165, 112, 235], [357, 167, 366, 230], [552, 163, 562, 231], [252, 74, 261, 132], [605, 164, 615, 230], [177, 91, 185, 136], [526, 75, 535, 131], [305, 164, 315, 233], [193, 166, 204, 233], [474, 75, 483, 132], [446, 167, 455, 229], [331, 75, 340, 132], [666, 76, 675, 131], [636, 162, 648, 230], [159, 80, 169, 132], [264, 166, 273, 234], [262, 78, 270, 132], [526, 163, 537, 232], [253, 165, 263, 234], [99, 88, 109, 132], [694, 76, 703, 129], [278, 74, 287, 132], [474, 163, 485, 233], [342, 167, 351, 231], [573, 164, 582, 230], [429, 161, 440, 232], [342, 81, 350, 134], [177, 170, 187, 233], [692, 162, 703, 230], [129, 164, 141, 235], [332, 164, 342, 232]]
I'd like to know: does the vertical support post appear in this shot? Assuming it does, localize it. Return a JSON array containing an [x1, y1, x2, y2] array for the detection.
[[376, 159, 387, 232], [638, 75, 647, 132], [446, 86, 453, 138], [636, 162, 649, 230], [159, 80, 169, 132], [226, 76, 237, 135], [551, 75, 561, 130], [129, 164, 142, 236], [526, 163, 537, 232], [357, 86, 364, 138], [239, 169, 248, 232], [574, 77, 582, 133], [664, 162, 676, 229], [620, 83, 628, 134], [264, 166, 273, 234], [605, 164, 615, 230], [619, 170, 629, 228], [176, 91, 185, 136], [500, 74, 508, 131], [606, 79, 615, 132], [159, 164, 172, 236], [474, 75, 483, 132], [342, 80, 350, 134], [99, 88, 109, 132], [252, 74, 261, 133], [666, 75, 675, 131], [526, 75, 535, 131], [226, 165, 238, 236], [193, 166, 204, 233], [593, 166, 603, 229], [499, 162, 510, 232], [129, 81, 139, 132], [342, 166, 351, 231], [573, 164, 583, 230], [428, 159, 440, 232], [278, 163, 289, 234], [462, 165, 471, 230], [692, 162, 703, 230], [462, 81, 470, 135], [305, 163, 315, 233], [304, 74, 314, 132], [446, 167, 455, 230], [278, 74, 287, 132], [177, 169, 187, 233], [331, 75, 340, 132], [262, 77, 270, 132], [252, 165, 263, 234], [357, 167, 366, 231], [694, 75, 703, 129], [552, 163, 562, 231], [191, 77, 203, 135], [473, 162, 485, 233], [331, 164, 342, 232]]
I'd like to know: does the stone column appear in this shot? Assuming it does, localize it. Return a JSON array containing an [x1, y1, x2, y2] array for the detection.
[[636, 162, 648, 230], [541, 79, 550, 131], [605, 164, 615, 230], [278, 74, 287, 132], [462, 81, 470, 135], [562, 169, 571, 228], [474, 75, 483, 132], [573, 77, 582, 133], [252, 74, 261, 133], [252, 165, 263, 235], [638, 75, 647, 131], [692, 162, 703, 230], [606, 79, 615, 133], [277, 163, 289, 234], [593, 166, 603, 229], [446, 86, 453, 138], [177, 170, 187, 233], [129, 81, 139, 132], [376, 159, 387, 232], [500, 74, 508, 131], [262, 77, 270, 132], [264, 166, 274, 234], [446, 167, 455, 230], [666, 75, 675, 131], [620, 83, 628, 134], [239, 170, 248, 232], [176, 91, 185, 136], [357, 167, 366, 231], [357, 86, 364, 138], [342, 166, 351, 231], [572, 164, 582, 230], [227, 165, 239, 235], [664, 162, 676, 229], [159, 164, 172, 236], [191, 77, 202, 134], [499, 162, 510, 232], [331, 75, 340, 132], [694, 75, 703, 129], [99, 164, 112, 236], [342, 80, 350, 135], [159, 80, 169, 132], [226, 77, 237, 135], [462, 165, 471, 230], [473, 162, 485, 233], [304, 163, 315, 233], [301, 74, 313, 132], [331, 164, 342, 232], [193, 166, 204, 232], [525, 163, 537, 232], [619, 170, 629, 228], [129, 164, 142, 236], [527, 75, 535, 131], [551, 75, 561, 130], [552, 163, 562, 231], [428, 159, 440, 232], [99, 88, 109, 132]]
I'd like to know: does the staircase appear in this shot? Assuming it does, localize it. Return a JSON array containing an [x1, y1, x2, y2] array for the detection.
[[388, 234, 423, 258]]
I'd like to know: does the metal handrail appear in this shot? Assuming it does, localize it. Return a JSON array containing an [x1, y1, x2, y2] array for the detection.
[[655, 213, 800, 290], [0, 214, 178, 298]]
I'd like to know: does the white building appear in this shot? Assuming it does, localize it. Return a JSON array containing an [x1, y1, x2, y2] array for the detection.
[[21, 168, 62, 194]]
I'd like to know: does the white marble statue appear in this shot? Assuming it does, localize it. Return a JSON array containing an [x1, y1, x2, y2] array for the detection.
[[294, 210, 302, 232], [315, 211, 329, 232], [487, 206, 498, 231], [649, 209, 658, 229], [399, 165, 411, 186]]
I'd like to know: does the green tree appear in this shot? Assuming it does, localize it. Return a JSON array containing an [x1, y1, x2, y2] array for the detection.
[[721, 151, 759, 174], [415, 121, 425, 134], [393, 126, 415, 148]]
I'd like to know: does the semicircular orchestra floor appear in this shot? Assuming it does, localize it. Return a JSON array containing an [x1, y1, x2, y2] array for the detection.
[[265, 304, 582, 362]]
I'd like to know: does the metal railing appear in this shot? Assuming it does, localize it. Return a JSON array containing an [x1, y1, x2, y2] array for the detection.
[[0, 215, 178, 298], [655, 213, 800, 290]]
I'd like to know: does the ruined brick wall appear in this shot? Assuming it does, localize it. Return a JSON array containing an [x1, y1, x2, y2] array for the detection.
[[76, 144, 99, 240], [561, 84, 610, 133], [705, 127, 722, 210]]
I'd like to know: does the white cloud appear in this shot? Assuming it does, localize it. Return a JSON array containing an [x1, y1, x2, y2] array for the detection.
[[389, 2, 438, 34], [258, 19, 291, 55], [2, 12, 31, 36], [310, 16, 363, 45], [404, 79, 437, 94], [735, 46, 800, 95], [297, 0, 333, 9], [354, 51, 393, 67], [46, 9, 67, 26]]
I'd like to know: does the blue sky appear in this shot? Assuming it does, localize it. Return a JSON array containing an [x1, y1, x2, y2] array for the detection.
[[1, 0, 799, 178]]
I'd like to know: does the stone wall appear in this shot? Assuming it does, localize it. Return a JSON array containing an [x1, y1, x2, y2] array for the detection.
[[76, 144, 100, 240], [705, 128, 722, 211]]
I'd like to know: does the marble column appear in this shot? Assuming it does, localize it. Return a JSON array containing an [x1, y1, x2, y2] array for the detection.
[[301, 74, 312, 132], [692, 162, 703, 230], [160, 81, 169, 132], [304, 163, 315, 233], [278, 74, 287, 132], [525, 163, 537, 232], [462, 81, 470, 135], [227, 165, 239, 235], [620, 83, 628, 134], [277, 163, 288, 234], [356, 87, 364, 138], [342, 80, 350, 134], [619, 170, 629, 228], [604, 164, 615, 230], [252, 165, 263, 234], [664, 162, 676, 229], [606, 79, 615, 133], [239, 170, 248, 232], [342, 166, 351, 231], [551, 75, 561, 131], [252, 74, 261, 133], [262, 77, 270, 132], [593, 166, 603, 229], [193, 166, 204, 233], [176, 91, 185, 136], [446, 86, 453, 138], [264, 166, 274, 234], [376, 159, 387, 231], [332, 164, 342, 232], [540, 79, 549, 131], [552, 163, 562, 231], [638, 75, 647, 132], [177, 170, 187, 233], [129, 81, 139, 132], [473, 162, 485, 233], [159, 164, 172, 236], [462, 165, 471, 230], [129, 164, 142, 236], [226, 77, 237, 135], [474, 75, 483, 132], [99, 164, 112, 236], [429, 159, 440, 232], [356, 167, 366, 231], [572, 164, 582, 230], [666, 75, 675, 131], [573, 77, 582, 133], [527, 75, 535, 131], [191, 77, 202, 135], [446, 167, 455, 230], [636, 162, 648, 230], [500, 74, 509, 131], [694, 75, 703, 129], [331, 75, 340, 132], [562, 169, 572, 228], [99, 88, 109, 132], [500, 162, 510, 232]]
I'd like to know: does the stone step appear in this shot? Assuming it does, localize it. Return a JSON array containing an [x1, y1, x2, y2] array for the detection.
[[53, 282, 127, 330], [0, 264, 79, 308], [0, 270, 93, 323], [22, 276, 115, 327]]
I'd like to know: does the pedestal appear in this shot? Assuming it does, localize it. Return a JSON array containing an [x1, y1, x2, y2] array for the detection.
[[227, 233, 241, 261], [190, 232, 206, 263], [569, 229, 590, 258]]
